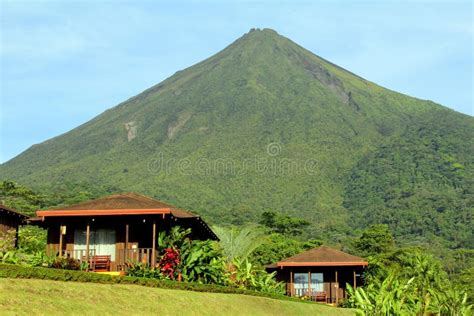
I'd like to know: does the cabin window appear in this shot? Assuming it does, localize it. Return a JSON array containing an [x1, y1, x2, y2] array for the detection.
[[74, 229, 116, 261], [293, 273, 309, 296], [310, 272, 324, 292]]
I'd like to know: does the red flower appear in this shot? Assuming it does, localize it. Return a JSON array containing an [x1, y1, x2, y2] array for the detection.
[[158, 247, 180, 279]]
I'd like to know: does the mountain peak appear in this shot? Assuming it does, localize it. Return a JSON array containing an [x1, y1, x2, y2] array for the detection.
[[247, 27, 279, 35], [241, 28, 283, 45]]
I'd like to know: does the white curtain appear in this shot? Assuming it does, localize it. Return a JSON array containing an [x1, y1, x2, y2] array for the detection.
[[74, 229, 116, 261]]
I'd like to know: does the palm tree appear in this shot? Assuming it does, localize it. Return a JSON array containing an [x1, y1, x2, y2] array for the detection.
[[212, 225, 267, 264]]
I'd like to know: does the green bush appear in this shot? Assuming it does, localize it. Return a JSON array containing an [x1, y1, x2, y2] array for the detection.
[[126, 262, 163, 279], [51, 256, 81, 270], [179, 239, 227, 285], [18, 226, 47, 253], [228, 258, 284, 295]]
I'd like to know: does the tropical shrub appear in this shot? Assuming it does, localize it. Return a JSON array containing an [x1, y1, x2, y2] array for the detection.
[[17, 226, 46, 253], [157, 226, 190, 252], [347, 271, 417, 315], [213, 225, 267, 264], [346, 250, 473, 315], [212, 225, 284, 294], [129, 227, 227, 285], [129, 226, 281, 294], [432, 286, 473, 316], [179, 239, 227, 284], [0, 230, 53, 267], [0, 230, 17, 263], [50, 256, 81, 270], [228, 258, 284, 295], [252, 269, 284, 295]]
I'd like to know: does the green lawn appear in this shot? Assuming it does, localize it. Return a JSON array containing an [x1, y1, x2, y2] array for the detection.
[[0, 278, 353, 315]]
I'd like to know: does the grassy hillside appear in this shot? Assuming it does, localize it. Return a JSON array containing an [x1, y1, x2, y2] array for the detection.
[[0, 278, 352, 316], [1, 28, 473, 250]]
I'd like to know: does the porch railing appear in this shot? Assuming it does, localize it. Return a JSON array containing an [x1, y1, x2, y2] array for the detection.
[[286, 282, 343, 303], [59, 249, 97, 260], [116, 248, 154, 269], [48, 247, 156, 271]]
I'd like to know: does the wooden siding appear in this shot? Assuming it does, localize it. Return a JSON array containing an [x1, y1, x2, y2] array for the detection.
[[0, 211, 24, 248], [0, 216, 19, 235]]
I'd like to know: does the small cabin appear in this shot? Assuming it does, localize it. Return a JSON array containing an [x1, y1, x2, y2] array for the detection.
[[266, 246, 368, 304], [0, 204, 29, 248], [30, 193, 218, 271]]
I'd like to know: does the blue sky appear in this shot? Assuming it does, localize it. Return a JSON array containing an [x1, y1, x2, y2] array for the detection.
[[1, 0, 472, 163]]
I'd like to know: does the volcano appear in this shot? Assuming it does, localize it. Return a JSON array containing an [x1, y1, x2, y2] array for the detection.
[[1, 28, 473, 248]]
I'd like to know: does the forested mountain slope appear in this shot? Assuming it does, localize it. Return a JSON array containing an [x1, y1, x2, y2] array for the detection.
[[1, 28, 472, 249]]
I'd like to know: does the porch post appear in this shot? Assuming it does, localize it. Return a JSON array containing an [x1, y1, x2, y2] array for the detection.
[[353, 270, 356, 289], [335, 270, 339, 304], [308, 270, 311, 297], [14, 226, 20, 248], [125, 224, 129, 263], [289, 269, 294, 296], [151, 220, 156, 267], [85, 222, 90, 271], [58, 225, 63, 256]]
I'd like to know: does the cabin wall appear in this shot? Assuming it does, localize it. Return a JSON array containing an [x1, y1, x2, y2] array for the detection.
[[0, 215, 21, 248], [0, 216, 19, 235]]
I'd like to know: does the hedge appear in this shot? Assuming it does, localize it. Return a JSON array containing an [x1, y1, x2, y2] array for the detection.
[[0, 264, 312, 303]]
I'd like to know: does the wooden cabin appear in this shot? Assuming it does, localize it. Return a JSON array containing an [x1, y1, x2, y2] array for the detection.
[[266, 246, 368, 304], [0, 204, 28, 248], [30, 193, 218, 271]]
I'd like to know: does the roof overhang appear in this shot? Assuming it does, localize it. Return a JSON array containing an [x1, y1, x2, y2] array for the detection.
[[35, 207, 219, 241], [36, 208, 172, 217], [0, 205, 29, 220], [276, 261, 368, 267]]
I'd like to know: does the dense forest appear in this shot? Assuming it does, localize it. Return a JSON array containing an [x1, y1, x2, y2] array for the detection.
[[345, 109, 473, 255]]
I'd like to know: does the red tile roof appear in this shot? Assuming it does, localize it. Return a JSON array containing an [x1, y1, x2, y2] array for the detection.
[[34, 193, 218, 240], [276, 246, 368, 267]]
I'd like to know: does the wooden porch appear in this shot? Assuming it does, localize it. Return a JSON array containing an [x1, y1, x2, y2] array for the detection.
[[286, 282, 341, 303], [54, 247, 156, 272]]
